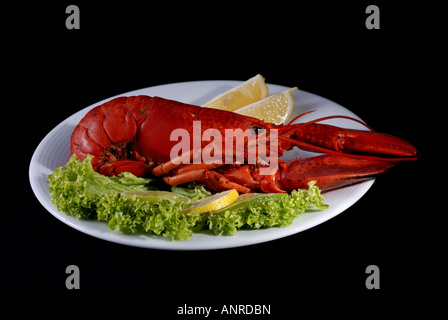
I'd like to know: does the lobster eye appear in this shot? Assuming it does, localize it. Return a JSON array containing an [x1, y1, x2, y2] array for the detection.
[[253, 126, 263, 135]]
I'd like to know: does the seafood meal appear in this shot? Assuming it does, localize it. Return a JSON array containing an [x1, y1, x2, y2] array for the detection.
[[48, 76, 417, 240], [70, 96, 416, 193]]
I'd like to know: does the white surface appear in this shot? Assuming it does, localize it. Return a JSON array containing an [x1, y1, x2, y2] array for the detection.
[[29, 80, 374, 250]]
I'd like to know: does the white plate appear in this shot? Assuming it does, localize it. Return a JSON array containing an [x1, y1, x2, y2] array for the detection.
[[29, 80, 373, 250]]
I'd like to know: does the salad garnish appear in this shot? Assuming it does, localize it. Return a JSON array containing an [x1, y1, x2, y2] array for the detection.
[[48, 155, 328, 240]]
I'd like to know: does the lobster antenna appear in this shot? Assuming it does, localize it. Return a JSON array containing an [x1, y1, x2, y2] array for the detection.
[[280, 114, 375, 138], [284, 110, 316, 127]]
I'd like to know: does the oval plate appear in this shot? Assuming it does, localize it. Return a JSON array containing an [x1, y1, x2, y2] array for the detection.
[[29, 81, 373, 250]]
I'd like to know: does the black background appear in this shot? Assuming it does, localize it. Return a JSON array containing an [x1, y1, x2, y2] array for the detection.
[[3, 0, 438, 315]]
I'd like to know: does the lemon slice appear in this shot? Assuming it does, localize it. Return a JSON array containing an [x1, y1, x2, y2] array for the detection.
[[202, 74, 269, 111], [121, 190, 191, 204], [184, 189, 239, 214], [235, 87, 297, 125]]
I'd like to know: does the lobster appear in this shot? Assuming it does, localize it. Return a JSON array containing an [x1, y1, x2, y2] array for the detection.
[[70, 95, 416, 193]]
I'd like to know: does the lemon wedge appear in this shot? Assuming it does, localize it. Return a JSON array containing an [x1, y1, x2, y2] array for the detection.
[[235, 87, 297, 125], [184, 189, 239, 214], [202, 74, 269, 111], [121, 190, 191, 204]]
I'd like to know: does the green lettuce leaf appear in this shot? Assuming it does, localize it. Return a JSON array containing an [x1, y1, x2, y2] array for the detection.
[[96, 193, 204, 240], [47, 155, 155, 219], [48, 155, 329, 241], [171, 183, 211, 202], [208, 181, 328, 236]]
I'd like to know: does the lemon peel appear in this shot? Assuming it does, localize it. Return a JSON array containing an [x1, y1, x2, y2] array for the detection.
[[184, 189, 239, 214]]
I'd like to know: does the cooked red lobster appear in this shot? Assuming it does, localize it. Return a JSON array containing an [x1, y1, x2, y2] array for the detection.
[[70, 95, 416, 193]]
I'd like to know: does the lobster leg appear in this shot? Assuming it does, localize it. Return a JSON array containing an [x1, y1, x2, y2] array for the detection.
[[163, 166, 252, 194], [278, 154, 395, 192], [152, 148, 224, 176], [203, 171, 252, 193], [98, 160, 148, 177], [163, 168, 207, 185], [154, 147, 254, 193]]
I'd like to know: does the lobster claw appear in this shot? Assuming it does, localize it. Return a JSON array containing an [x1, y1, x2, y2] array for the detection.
[[98, 160, 148, 177], [279, 155, 396, 192], [283, 123, 417, 158]]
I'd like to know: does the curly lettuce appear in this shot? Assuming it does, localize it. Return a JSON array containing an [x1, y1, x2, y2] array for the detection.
[[96, 193, 204, 240], [47, 155, 155, 219], [47, 155, 204, 240], [208, 181, 328, 236], [48, 155, 329, 240], [171, 183, 211, 202]]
